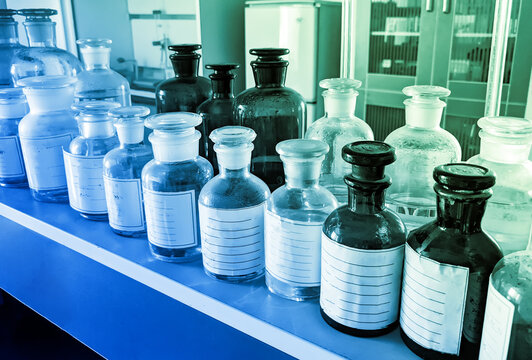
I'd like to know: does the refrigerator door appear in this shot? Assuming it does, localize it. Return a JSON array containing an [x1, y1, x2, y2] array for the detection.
[[245, 4, 317, 102]]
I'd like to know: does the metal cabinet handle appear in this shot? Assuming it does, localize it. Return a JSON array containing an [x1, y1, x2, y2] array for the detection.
[[426, 0, 434, 12], [443, 0, 451, 13]]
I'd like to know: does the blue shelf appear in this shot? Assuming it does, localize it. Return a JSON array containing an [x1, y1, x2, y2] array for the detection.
[[0, 187, 418, 359]]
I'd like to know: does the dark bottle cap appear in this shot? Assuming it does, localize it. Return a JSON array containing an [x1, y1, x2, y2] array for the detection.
[[206, 64, 239, 80], [168, 44, 202, 59], [18, 9, 58, 20], [342, 141, 396, 184], [250, 48, 289, 66], [433, 163, 495, 191]]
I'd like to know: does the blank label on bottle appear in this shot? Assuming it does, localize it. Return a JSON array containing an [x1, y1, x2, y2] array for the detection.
[[199, 203, 265, 277], [63, 151, 107, 214], [143, 189, 198, 249], [479, 277, 514, 360], [20, 133, 73, 190], [400, 243, 469, 355], [104, 176, 145, 232], [264, 211, 324, 287], [0, 136, 25, 178], [320, 235, 404, 330]]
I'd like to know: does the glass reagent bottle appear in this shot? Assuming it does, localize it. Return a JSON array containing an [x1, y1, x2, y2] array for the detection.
[[0, 9, 23, 87]]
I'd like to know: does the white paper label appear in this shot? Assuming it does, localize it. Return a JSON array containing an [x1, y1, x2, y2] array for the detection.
[[143, 189, 198, 249], [320, 235, 405, 330], [264, 211, 324, 287], [104, 176, 145, 232], [199, 203, 265, 277], [400, 243, 469, 355], [0, 136, 25, 178], [20, 133, 73, 190], [479, 277, 514, 360], [63, 151, 107, 214]]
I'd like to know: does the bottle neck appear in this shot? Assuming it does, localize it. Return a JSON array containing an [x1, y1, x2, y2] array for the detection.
[[435, 185, 490, 234], [404, 103, 444, 129], [212, 78, 234, 99], [24, 22, 57, 47], [79, 121, 115, 139], [0, 22, 19, 44], [283, 158, 321, 189], [150, 130, 200, 162], [116, 123, 144, 144], [252, 65, 287, 88], [0, 100, 27, 119], [479, 133, 532, 163], [323, 93, 357, 118], [23, 87, 74, 113], [220, 166, 250, 178], [347, 186, 386, 214], [171, 57, 199, 78], [81, 49, 111, 70]]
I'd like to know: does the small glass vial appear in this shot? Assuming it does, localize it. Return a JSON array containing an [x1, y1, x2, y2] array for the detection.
[[198, 126, 270, 282], [18, 75, 79, 202], [0, 87, 28, 187], [265, 139, 338, 301], [64, 101, 120, 220], [103, 106, 153, 237], [305, 78, 374, 204], [479, 250, 532, 360], [320, 141, 407, 337], [0, 9, 23, 87], [467, 116, 532, 254], [400, 163, 503, 359], [142, 113, 213, 262], [385, 86, 461, 232], [197, 64, 239, 171], [75, 38, 132, 106]]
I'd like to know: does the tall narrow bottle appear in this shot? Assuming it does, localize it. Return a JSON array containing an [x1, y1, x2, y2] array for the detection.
[[305, 78, 374, 204], [18, 76, 79, 202], [234, 49, 306, 191], [400, 163, 503, 359], [75, 38, 132, 106], [0, 9, 23, 87], [104, 106, 153, 237], [265, 139, 337, 301], [467, 116, 532, 254], [385, 86, 461, 231], [142, 113, 213, 262], [320, 141, 407, 336], [197, 64, 239, 170], [64, 101, 120, 220], [198, 126, 270, 282]]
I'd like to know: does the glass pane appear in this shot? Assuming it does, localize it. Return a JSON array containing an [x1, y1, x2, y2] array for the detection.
[[365, 105, 405, 141], [368, 0, 421, 76]]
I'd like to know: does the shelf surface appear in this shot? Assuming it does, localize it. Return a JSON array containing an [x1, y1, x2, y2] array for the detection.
[[0, 187, 418, 360]]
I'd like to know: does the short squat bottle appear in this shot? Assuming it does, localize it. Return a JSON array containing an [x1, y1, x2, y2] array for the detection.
[[64, 101, 120, 220], [385, 86, 461, 232], [142, 113, 213, 262], [467, 116, 532, 255], [479, 251, 532, 360], [155, 44, 211, 113], [75, 38, 131, 106], [320, 141, 407, 336], [0, 9, 23, 87], [400, 163, 503, 359], [234, 48, 306, 191], [0, 87, 28, 187], [104, 106, 153, 237], [265, 139, 337, 301], [198, 126, 270, 282], [18, 76, 79, 202], [197, 64, 239, 170], [305, 78, 374, 204]]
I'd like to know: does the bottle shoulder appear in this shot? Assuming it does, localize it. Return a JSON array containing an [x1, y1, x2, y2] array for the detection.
[[235, 87, 305, 105], [19, 111, 78, 137], [197, 98, 234, 115], [142, 157, 213, 190], [385, 126, 461, 151], [306, 116, 374, 141], [199, 174, 270, 209], [12, 47, 83, 78], [267, 186, 338, 222], [69, 136, 120, 156], [156, 76, 211, 91], [490, 252, 532, 307], [76, 69, 130, 88]]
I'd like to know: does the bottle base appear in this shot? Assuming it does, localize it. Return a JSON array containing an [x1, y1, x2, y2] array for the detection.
[[320, 307, 397, 337], [265, 271, 319, 301], [80, 213, 108, 221], [111, 227, 147, 238], [204, 268, 264, 283], [149, 243, 201, 263], [400, 328, 459, 359], [30, 188, 69, 203], [0, 178, 28, 188]]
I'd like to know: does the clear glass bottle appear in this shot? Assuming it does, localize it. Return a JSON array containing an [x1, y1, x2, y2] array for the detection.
[[385, 85, 461, 232], [155, 44, 211, 113], [234, 48, 306, 191], [467, 116, 532, 255], [142, 112, 213, 262], [198, 126, 270, 282], [197, 64, 239, 171], [479, 250, 532, 360], [0, 9, 23, 87], [18, 75, 79, 202], [400, 163, 503, 359], [75, 38, 131, 106], [264, 139, 337, 301], [11, 9, 82, 82], [64, 101, 120, 220], [0, 87, 28, 187], [320, 141, 407, 337], [305, 78, 374, 204], [103, 106, 153, 237]]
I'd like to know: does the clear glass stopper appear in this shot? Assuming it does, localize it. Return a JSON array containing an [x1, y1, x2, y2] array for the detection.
[[320, 78, 362, 95]]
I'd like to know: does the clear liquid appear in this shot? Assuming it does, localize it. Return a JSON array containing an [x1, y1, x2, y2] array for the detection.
[[387, 193, 436, 232]]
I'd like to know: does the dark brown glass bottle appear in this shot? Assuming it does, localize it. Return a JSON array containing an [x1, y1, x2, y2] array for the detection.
[[399, 163, 504, 360]]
